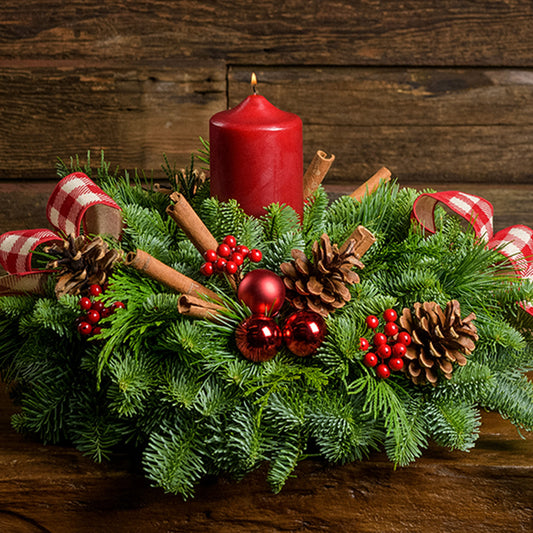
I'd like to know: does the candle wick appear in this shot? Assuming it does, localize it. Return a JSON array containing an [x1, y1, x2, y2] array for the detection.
[[252, 83, 257, 95]]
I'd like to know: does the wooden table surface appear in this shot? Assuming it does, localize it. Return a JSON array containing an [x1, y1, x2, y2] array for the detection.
[[0, 383, 531, 533]]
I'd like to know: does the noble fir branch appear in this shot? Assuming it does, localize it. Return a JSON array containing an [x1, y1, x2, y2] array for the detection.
[[302, 186, 329, 247]]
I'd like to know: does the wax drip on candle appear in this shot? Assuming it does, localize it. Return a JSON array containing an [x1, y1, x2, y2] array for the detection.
[[251, 72, 258, 94]]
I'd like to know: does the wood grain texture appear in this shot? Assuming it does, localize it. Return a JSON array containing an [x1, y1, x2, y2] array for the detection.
[[0, 1, 532, 67], [0, 385, 532, 533], [229, 67, 533, 184], [0, 66, 222, 179]]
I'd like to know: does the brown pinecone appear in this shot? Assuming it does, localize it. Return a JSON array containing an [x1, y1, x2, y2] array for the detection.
[[44, 234, 122, 298], [280, 233, 365, 317], [399, 300, 478, 386]]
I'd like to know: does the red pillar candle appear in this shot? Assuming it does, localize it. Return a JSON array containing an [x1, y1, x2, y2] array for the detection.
[[209, 74, 303, 219]]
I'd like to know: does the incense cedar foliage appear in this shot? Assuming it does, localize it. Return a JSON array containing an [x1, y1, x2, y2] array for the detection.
[[0, 153, 532, 498]]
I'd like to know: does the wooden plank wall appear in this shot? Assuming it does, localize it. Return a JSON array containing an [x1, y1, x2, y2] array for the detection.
[[0, 1, 532, 234]]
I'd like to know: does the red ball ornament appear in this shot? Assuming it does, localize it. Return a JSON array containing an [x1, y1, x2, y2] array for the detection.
[[363, 352, 378, 367], [235, 316, 282, 362], [398, 331, 412, 346], [204, 249, 217, 263], [376, 363, 391, 379], [377, 344, 392, 359], [360, 337, 369, 351], [384, 321, 399, 337], [238, 269, 286, 316], [392, 342, 407, 357], [366, 315, 379, 329], [389, 357, 404, 371], [77, 321, 92, 336], [373, 332, 388, 346], [79, 297, 92, 310], [383, 308, 398, 322], [283, 311, 326, 357]]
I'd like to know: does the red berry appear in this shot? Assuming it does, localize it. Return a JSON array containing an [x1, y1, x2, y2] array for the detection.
[[389, 357, 404, 371], [215, 257, 227, 271], [363, 352, 378, 367], [89, 284, 102, 296], [112, 301, 126, 311], [231, 252, 244, 266], [373, 332, 388, 346], [225, 261, 238, 275], [383, 309, 398, 322], [217, 243, 232, 258], [91, 300, 105, 313], [92, 326, 102, 336], [360, 337, 369, 351], [384, 322, 399, 337], [376, 363, 391, 379], [392, 342, 407, 357], [249, 249, 262, 263], [236, 245, 250, 258], [200, 262, 214, 276], [79, 297, 92, 310], [101, 307, 112, 318], [223, 235, 237, 249], [77, 321, 92, 335], [204, 249, 217, 263], [365, 315, 379, 329], [87, 310, 101, 324], [398, 331, 412, 346], [377, 344, 392, 359]]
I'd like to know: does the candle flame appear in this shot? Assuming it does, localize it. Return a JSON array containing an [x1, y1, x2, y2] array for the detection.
[[251, 72, 257, 94]]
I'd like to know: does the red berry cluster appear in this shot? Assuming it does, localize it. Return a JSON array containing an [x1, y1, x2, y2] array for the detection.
[[76, 284, 125, 337], [200, 235, 262, 277], [359, 309, 412, 379]]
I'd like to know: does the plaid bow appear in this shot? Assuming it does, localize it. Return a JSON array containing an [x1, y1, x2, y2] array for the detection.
[[0, 172, 121, 295], [412, 191, 533, 316]]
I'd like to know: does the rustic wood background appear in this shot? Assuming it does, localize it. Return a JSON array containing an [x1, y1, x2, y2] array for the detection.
[[0, 1, 532, 531]]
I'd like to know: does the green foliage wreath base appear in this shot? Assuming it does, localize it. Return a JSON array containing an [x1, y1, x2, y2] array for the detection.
[[1, 154, 532, 498]]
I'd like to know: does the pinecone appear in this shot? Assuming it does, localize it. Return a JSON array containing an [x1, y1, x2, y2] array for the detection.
[[280, 233, 365, 317], [399, 300, 478, 386], [44, 234, 122, 298]]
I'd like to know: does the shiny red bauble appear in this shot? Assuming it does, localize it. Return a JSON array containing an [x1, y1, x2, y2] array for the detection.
[[235, 316, 282, 362], [282, 311, 326, 357], [238, 269, 286, 316]]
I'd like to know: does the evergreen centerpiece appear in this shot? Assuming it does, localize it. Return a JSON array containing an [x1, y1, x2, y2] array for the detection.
[[0, 152, 532, 498]]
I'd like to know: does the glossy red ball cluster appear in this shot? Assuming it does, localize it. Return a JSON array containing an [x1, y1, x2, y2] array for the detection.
[[360, 309, 411, 379], [200, 235, 262, 277], [76, 284, 125, 337]]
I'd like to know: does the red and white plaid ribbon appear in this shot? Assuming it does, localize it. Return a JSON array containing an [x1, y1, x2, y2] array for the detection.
[[412, 191, 533, 316], [0, 173, 121, 294]]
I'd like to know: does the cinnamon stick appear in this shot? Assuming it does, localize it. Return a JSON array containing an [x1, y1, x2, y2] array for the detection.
[[177, 294, 226, 322], [125, 249, 222, 302], [303, 150, 335, 198], [166, 192, 218, 255], [350, 167, 392, 202], [342, 225, 376, 258]]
